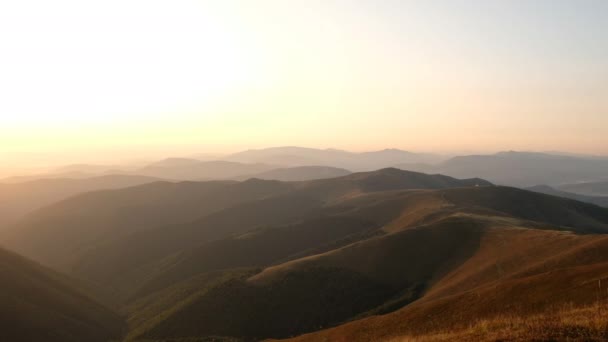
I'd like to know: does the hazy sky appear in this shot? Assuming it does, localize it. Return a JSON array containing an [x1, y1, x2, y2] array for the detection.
[[1, 0, 607, 170]]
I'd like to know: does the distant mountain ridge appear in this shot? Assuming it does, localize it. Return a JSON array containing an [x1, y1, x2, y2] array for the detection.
[[8, 148, 608, 188], [527, 185, 608, 207], [558, 181, 608, 196], [398, 151, 608, 187], [137, 159, 276, 180], [227, 146, 444, 170], [1, 164, 134, 183]]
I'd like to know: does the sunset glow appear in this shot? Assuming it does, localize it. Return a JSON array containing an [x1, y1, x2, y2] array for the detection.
[[1, 0, 607, 170]]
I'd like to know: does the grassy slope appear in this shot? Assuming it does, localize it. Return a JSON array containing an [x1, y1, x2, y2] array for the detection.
[[142, 184, 608, 302], [285, 230, 608, 341], [9, 169, 608, 341], [121, 187, 488, 304], [392, 302, 608, 341], [133, 266, 395, 341], [124, 268, 257, 341], [0, 247, 124, 342], [126, 185, 608, 341], [442, 186, 608, 233], [73, 193, 324, 299], [133, 216, 381, 299]]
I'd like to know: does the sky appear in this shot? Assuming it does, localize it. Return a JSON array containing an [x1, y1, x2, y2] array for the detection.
[[1, 0, 607, 172]]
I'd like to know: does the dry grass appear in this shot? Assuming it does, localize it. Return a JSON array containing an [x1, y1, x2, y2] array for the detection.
[[392, 302, 608, 342], [285, 254, 608, 342]]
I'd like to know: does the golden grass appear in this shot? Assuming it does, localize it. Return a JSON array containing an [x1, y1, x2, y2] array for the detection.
[[392, 302, 608, 342]]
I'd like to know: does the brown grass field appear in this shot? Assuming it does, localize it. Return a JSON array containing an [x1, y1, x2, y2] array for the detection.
[[392, 303, 608, 341]]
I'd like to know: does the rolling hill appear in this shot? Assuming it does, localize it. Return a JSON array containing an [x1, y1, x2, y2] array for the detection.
[[3, 179, 293, 271], [120, 185, 608, 341], [63, 169, 491, 298], [285, 229, 608, 341], [3, 169, 490, 296], [119, 185, 608, 341], [0, 246, 124, 342], [6, 168, 608, 341], [0, 174, 162, 229]]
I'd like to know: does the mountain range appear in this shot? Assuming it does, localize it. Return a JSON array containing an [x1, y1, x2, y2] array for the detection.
[[558, 180, 608, 196], [2, 167, 608, 341], [526, 185, 608, 208], [225, 146, 444, 170], [400, 151, 608, 187], [5, 148, 608, 189], [137, 159, 276, 180]]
